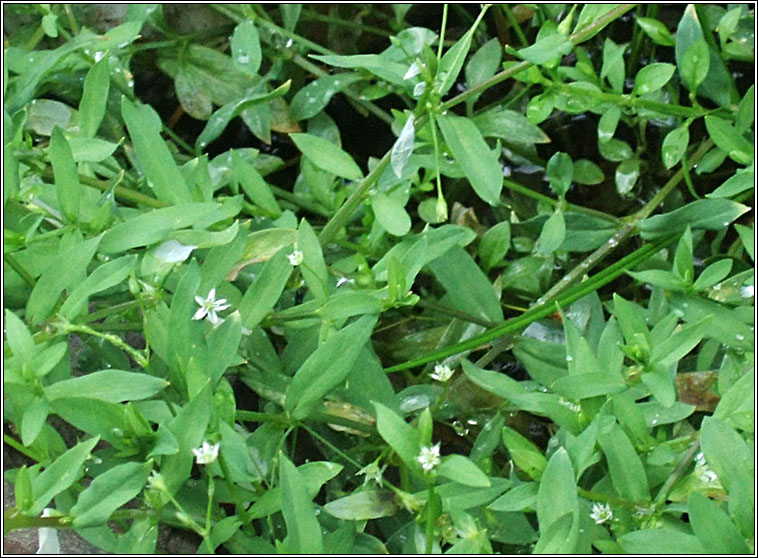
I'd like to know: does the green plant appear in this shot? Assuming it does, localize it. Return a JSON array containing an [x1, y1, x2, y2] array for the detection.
[[3, 3, 754, 554]]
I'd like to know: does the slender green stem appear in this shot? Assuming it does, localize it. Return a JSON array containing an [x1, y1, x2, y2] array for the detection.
[[503, 178, 621, 224], [500, 5, 529, 47], [318, 151, 392, 245], [51, 318, 149, 368], [436, 5, 449, 62], [41, 167, 167, 209], [4, 434, 45, 463], [384, 233, 676, 372], [441, 4, 637, 112], [78, 300, 141, 324], [535, 138, 713, 306], [4, 252, 36, 288], [300, 12, 391, 37], [653, 439, 700, 507], [425, 484, 436, 553]]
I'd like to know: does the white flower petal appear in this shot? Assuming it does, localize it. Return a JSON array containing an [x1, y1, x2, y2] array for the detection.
[[193, 307, 208, 321]]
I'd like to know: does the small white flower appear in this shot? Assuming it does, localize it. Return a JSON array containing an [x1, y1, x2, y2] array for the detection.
[[417, 443, 441, 472], [192, 441, 220, 465], [590, 502, 613, 524], [193, 288, 230, 326], [430, 364, 454, 382], [288, 250, 304, 266], [693, 451, 718, 483]]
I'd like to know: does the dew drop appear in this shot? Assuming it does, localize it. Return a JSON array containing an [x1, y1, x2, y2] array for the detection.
[[566, 354, 574, 362], [735, 334, 745, 341], [608, 238, 618, 247], [285, 38, 294, 48]]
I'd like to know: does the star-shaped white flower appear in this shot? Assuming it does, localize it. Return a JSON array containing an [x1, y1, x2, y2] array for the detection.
[[356, 460, 385, 486], [417, 443, 441, 472], [192, 440, 220, 465], [590, 502, 613, 524], [430, 364, 454, 382], [288, 250, 304, 266], [193, 289, 230, 326]]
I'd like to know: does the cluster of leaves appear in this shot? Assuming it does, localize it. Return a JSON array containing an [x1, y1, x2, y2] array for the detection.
[[3, 3, 754, 554]]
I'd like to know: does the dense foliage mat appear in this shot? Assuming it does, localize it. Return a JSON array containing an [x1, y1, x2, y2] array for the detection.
[[3, 4, 754, 554]]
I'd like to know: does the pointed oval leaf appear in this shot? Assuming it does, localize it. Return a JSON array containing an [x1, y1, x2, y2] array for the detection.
[[291, 132, 363, 180]]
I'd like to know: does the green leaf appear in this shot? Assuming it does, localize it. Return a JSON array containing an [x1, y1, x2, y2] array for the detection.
[[297, 218, 329, 304], [465, 38, 502, 90], [21, 397, 48, 446], [79, 56, 110, 137], [674, 225, 693, 281], [310, 53, 407, 86], [45, 370, 168, 403], [230, 20, 262, 75], [517, 33, 573, 65], [374, 402, 421, 471], [196, 81, 292, 151], [546, 152, 573, 197], [596, 417, 650, 501], [615, 158, 640, 196], [5, 309, 37, 362], [290, 73, 363, 121], [427, 245, 503, 325], [572, 159, 604, 185], [30, 437, 100, 516], [619, 529, 705, 554], [688, 492, 751, 554], [100, 202, 227, 254], [324, 490, 400, 520], [502, 426, 547, 481], [291, 132, 363, 181], [26, 235, 101, 325], [279, 454, 324, 554], [633, 63, 676, 95], [67, 137, 118, 163], [238, 249, 292, 330], [437, 454, 491, 487], [536, 448, 578, 552], [121, 97, 192, 205], [232, 150, 282, 216], [636, 17, 675, 46], [488, 482, 538, 512], [59, 255, 137, 319], [626, 269, 686, 291], [734, 224, 754, 261], [371, 192, 411, 237], [436, 113, 502, 206], [162, 384, 213, 493], [707, 167, 754, 198], [536, 210, 566, 254], [704, 116, 754, 164], [285, 315, 378, 419], [175, 65, 212, 120], [533, 512, 574, 554], [680, 39, 710, 93], [473, 107, 550, 144], [601, 38, 626, 92], [436, 10, 482, 96], [675, 4, 736, 106], [638, 199, 750, 239], [713, 371, 753, 433], [48, 126, 81, 223], [70, 461, 152, 528], [478, 221, 510, 271], [661, 125, 690, 169], [692, 259, 732, 291]]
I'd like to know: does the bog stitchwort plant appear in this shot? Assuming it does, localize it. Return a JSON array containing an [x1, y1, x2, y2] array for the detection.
[[3, 3, 754, 554]]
